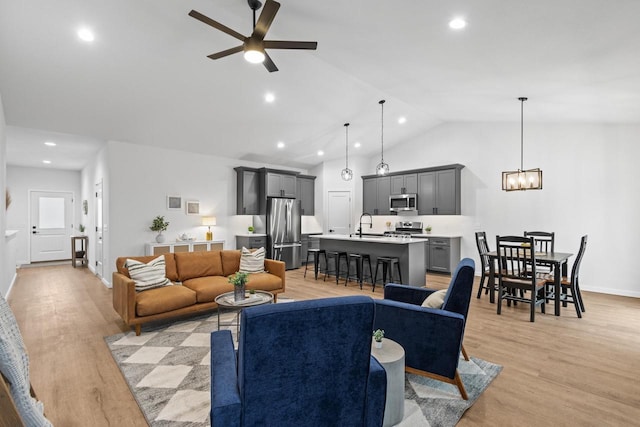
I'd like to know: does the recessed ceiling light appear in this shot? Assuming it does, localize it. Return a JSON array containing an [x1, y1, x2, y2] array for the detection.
[[77, 27, 95, 42], [449, 18, 467, 30], [265, 92, 275, 103], [398, 117, 407, 124], [42, 160, 51, 164], [317, 150, 324, 156], [277, 141, 285, 149], [44, 141, 56, 146], [354, 142, 361, 148]]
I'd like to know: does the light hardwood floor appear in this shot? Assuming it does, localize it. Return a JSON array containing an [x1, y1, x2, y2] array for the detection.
[[7, 264, 640, 426]]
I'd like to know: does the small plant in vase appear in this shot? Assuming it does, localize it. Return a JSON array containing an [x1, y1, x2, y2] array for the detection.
[[229, 271, 249, 302], [385, 221, 392, 231], [373, 329, 385, 348], [150, 215, 170, 243], [78, 224, 86, 235], [425, 225, 432, 234], [248, 226, 255, 234]]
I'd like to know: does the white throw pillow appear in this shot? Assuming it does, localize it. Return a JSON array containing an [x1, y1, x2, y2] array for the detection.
[[239, 247, 265, 274], [421, 289, 447, 308], [125, 256, 172, 292]]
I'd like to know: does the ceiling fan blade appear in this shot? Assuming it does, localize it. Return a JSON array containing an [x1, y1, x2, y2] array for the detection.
[[207, 45, 244, 60], [189, 10, 246, 42], [264, 40, 318, 50], [263, 52, 279, 72], [252, 0, 280, 41]]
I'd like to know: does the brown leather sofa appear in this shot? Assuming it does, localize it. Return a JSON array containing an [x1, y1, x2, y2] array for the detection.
[[112, 250, 286, 335]]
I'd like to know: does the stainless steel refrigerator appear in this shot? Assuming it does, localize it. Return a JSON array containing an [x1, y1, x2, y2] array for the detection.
[[266, 198, 302, 270]]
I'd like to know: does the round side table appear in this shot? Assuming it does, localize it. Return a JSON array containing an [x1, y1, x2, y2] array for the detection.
[[371, 338, 405, 427]]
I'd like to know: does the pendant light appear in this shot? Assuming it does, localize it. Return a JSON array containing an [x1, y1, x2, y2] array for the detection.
[[375, 99, 390, 176], [341, 123, 353, 181], [501, 97, 543, 191]]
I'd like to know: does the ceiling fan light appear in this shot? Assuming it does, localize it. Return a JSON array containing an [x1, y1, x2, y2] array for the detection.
[[244, 48, 265, 64]]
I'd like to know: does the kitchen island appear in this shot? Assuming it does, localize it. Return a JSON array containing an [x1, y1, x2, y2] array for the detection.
[[316, 234, 426, 287]]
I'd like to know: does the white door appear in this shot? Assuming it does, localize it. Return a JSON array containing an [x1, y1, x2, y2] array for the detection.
[[95, 181, 103, 278], [327, 191, 351, 235], [30, 191, 74, 262]]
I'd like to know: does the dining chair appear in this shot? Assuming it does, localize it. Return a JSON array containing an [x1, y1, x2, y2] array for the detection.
[[546, 235, 587, 318], [496, 235, 547, 322], [524, 231, 555, 276], [475, 231, 494, 298]]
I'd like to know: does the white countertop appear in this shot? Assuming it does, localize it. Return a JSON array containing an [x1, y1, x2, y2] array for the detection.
[[236, 233, 267, 237], [358, 232, 462, 239], [315, 234, 426, 245]]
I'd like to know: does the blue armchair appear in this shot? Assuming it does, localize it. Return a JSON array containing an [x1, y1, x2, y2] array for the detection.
[[210, 295, 387, 427], [373, 258, 475, 400]]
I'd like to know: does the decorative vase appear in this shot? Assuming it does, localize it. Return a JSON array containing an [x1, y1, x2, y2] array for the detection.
[[234, 284, 246, 302], [375, 340, 383, 349], [156, 232, 166, 243]]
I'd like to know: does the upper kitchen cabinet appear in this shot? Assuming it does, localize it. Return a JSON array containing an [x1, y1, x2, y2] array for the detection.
[[390, 173, 418, 195], [418, 165, 464, 215], [296, 175, 316, 215], [362, 176, 391, 215], [234, 167, 260, 215], [265, 171, 297, 198]]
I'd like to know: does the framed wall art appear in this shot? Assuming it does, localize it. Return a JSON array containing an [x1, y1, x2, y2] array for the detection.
[[167, 195, 182, 210], [186, 200, 200, 215]]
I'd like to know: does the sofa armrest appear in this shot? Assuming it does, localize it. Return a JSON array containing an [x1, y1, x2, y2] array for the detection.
[[210, 330, 241, 427], [366, 355, 387, 427], [112, 272, 137, 324], [264, 259, 286, 292], [384, 283, 435, 306], [373, 299, 465, 380]]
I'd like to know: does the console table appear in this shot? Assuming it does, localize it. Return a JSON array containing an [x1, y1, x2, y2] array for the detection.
[[71, 235, 88, 268], [145, 240, 225, 256]]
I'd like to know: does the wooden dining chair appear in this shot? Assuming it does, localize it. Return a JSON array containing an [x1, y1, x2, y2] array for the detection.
[[496, 235, 547, 322], [546, 235, 587, 318], [524, 231, 555, 276], [475, 231, 494, 298]]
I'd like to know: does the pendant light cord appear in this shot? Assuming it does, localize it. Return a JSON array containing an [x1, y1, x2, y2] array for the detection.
[[519, 97, 527, 171], [379, 100, 385, 163], [344, 123, 349, 168]]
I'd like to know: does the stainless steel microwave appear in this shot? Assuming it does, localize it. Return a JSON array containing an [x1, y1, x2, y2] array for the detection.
[[389, 194, 417, 212]]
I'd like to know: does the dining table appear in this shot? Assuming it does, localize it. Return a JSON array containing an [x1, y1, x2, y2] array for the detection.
[[486, 250, 573, 316]]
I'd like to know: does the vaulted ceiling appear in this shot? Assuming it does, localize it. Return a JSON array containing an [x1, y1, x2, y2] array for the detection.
[[2, 0, 639, 170]]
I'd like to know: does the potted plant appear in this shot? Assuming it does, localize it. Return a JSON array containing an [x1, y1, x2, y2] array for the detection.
[[248, 226, 255, 234], [228, 271, 249, 302], [385, 221, 392, 230], [425, 225, 432, 234], [150, 215, 170, 243], [373, 329, 385, 348], [79, 224, 86, 235]]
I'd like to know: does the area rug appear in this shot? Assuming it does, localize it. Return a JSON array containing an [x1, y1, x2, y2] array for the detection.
[[105, 313, 501, 427]]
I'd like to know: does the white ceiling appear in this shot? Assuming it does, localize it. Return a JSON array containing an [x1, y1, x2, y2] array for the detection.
[[1, 0, 640, 171]]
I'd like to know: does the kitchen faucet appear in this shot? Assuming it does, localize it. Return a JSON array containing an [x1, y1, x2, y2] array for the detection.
[[358, 213, 373, 238]]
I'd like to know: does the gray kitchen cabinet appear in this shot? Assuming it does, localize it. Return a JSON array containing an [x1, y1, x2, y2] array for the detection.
[[234, 167, 260, 215], [297, 175, 316, 215], [236, 235, 267, 250], [427, 237, 461, 274], [418, 167, 462, 215], [265, 172, 297, 198], [362, 176, 391, 215], [390, 173, 418, 195]]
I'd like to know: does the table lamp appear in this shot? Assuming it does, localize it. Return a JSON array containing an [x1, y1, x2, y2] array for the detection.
[[202, 216, 216, 241]]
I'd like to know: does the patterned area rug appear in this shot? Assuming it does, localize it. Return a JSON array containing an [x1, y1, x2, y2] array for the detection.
[[105, 313, 501, 427]]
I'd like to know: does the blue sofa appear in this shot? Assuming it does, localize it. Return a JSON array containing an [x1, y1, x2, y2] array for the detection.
[[210, 295, 387, 427], [373, 258, 475, 399]]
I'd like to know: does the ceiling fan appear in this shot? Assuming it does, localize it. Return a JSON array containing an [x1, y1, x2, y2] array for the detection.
[[189, 0, 318, 72]]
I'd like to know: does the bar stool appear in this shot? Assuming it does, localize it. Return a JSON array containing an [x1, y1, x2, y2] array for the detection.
[[324, 251, 348, 285], [373, 256, 402, 292], [304, 248, 327, 280], [345, 253, 373, 289]]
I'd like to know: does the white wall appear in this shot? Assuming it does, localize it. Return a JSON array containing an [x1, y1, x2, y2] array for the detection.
[[372, 122, 640, 297], [0, 93, 9, 297], [6, 166, 82, 265], [104, 141, 307, 286]]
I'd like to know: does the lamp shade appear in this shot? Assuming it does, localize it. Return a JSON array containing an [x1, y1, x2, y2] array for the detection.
[[202, 216, 217, 226]]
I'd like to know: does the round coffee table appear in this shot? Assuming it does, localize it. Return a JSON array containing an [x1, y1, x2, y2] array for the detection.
[[215, 290, 274, 338], [371, 338, 405, 427]]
